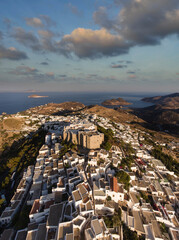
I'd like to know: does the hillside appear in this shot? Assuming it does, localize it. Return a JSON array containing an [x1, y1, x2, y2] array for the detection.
[[135, 105, 179, 125], [0, 117, 25, 154], [3, 117, 24, 130], [134, 93, 179, 134], [142, 93, 179, 109]]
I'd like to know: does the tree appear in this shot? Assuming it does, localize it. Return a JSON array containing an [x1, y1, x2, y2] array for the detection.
[[106, 196, 111, 201], [112, 209, 121, 227], [120, 155, 134, 170], [112, 214, 121, 227], [115, 171, 130, 190], [123, 224, 138, 240], [97, 125, 114, 151], [103, 216, 113, 228]]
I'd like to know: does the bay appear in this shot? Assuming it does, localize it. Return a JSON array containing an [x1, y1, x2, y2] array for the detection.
[[0, 91, 160, 114]]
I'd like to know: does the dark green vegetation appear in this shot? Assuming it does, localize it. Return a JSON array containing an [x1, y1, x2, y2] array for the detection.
[[97, 125, 114, 151], [112, 209, 122, 227], [0, 199, 5, 210], [103, 216, 113, 228], [123, 224, 139, 240], [119, 141, 136, 170], [151, 145, 179, 175], [141, 134, 155, 146], [115, 170, 130, 191], [106, 196, 112, 201], [0, 129, 46, 199], [160, 222, 168, 234], [103, 209, 121, 228], [120, 141, 135, 156], [59, 140, 76, 159], [138, 191, 150, 203], [120, 155, 134, 170], [12, 204, 31, 230]]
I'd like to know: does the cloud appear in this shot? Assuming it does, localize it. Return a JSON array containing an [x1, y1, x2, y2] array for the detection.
[[88, 74, 98, 77], [38, 30, 54, 39], [26, 17, 44, 28], [93, 6, 116, 30], [59, 74, 67, 77], [40, 15, 56, 27], [11, 26, 130, 59], [128, 74, 137, 79], [58, 28, 130, 58], [12, 27, 58, 53], [118, 60, 133, 64], [118, 0, 179, 45], [0, 45, 28, 60], [40, 61, 49, 65], [26, 16, 56, 28], [9, 66, 39, 75], [10, 1, 179, 60], [95, 0, 179, 45], [111, 64, 127, 68], [9, 66, 56, 82], [46, 72, 54, 77], [56, 0, 179, 59], [12, 27, 41, 51], [68, 3, 82, 16]]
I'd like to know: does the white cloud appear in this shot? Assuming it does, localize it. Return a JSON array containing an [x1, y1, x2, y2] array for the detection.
[[0, 45, 28, 60], [26, 17, 44, 28]]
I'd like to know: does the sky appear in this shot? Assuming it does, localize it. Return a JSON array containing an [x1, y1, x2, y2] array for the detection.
[[0, 0, 179, 93]]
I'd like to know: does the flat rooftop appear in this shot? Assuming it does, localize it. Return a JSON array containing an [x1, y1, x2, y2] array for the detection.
[[47, 203, 64, 227]]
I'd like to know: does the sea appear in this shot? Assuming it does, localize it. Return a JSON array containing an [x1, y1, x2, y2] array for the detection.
[[0, 91, 161, 115]]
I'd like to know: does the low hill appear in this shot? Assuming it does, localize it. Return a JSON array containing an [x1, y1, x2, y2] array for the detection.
[[24, 102, 85, 115], [102, 97, 131, 106]]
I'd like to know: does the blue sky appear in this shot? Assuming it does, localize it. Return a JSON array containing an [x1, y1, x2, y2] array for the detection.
[[0, 0, 179, 93]]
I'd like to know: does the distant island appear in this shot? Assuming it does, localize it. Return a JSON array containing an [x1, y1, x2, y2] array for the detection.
[[102, 97, 131, 106], [28, 94, 49, 98]]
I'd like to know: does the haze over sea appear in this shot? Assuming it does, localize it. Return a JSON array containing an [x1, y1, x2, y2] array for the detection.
[[0, 92, 165, 115]]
